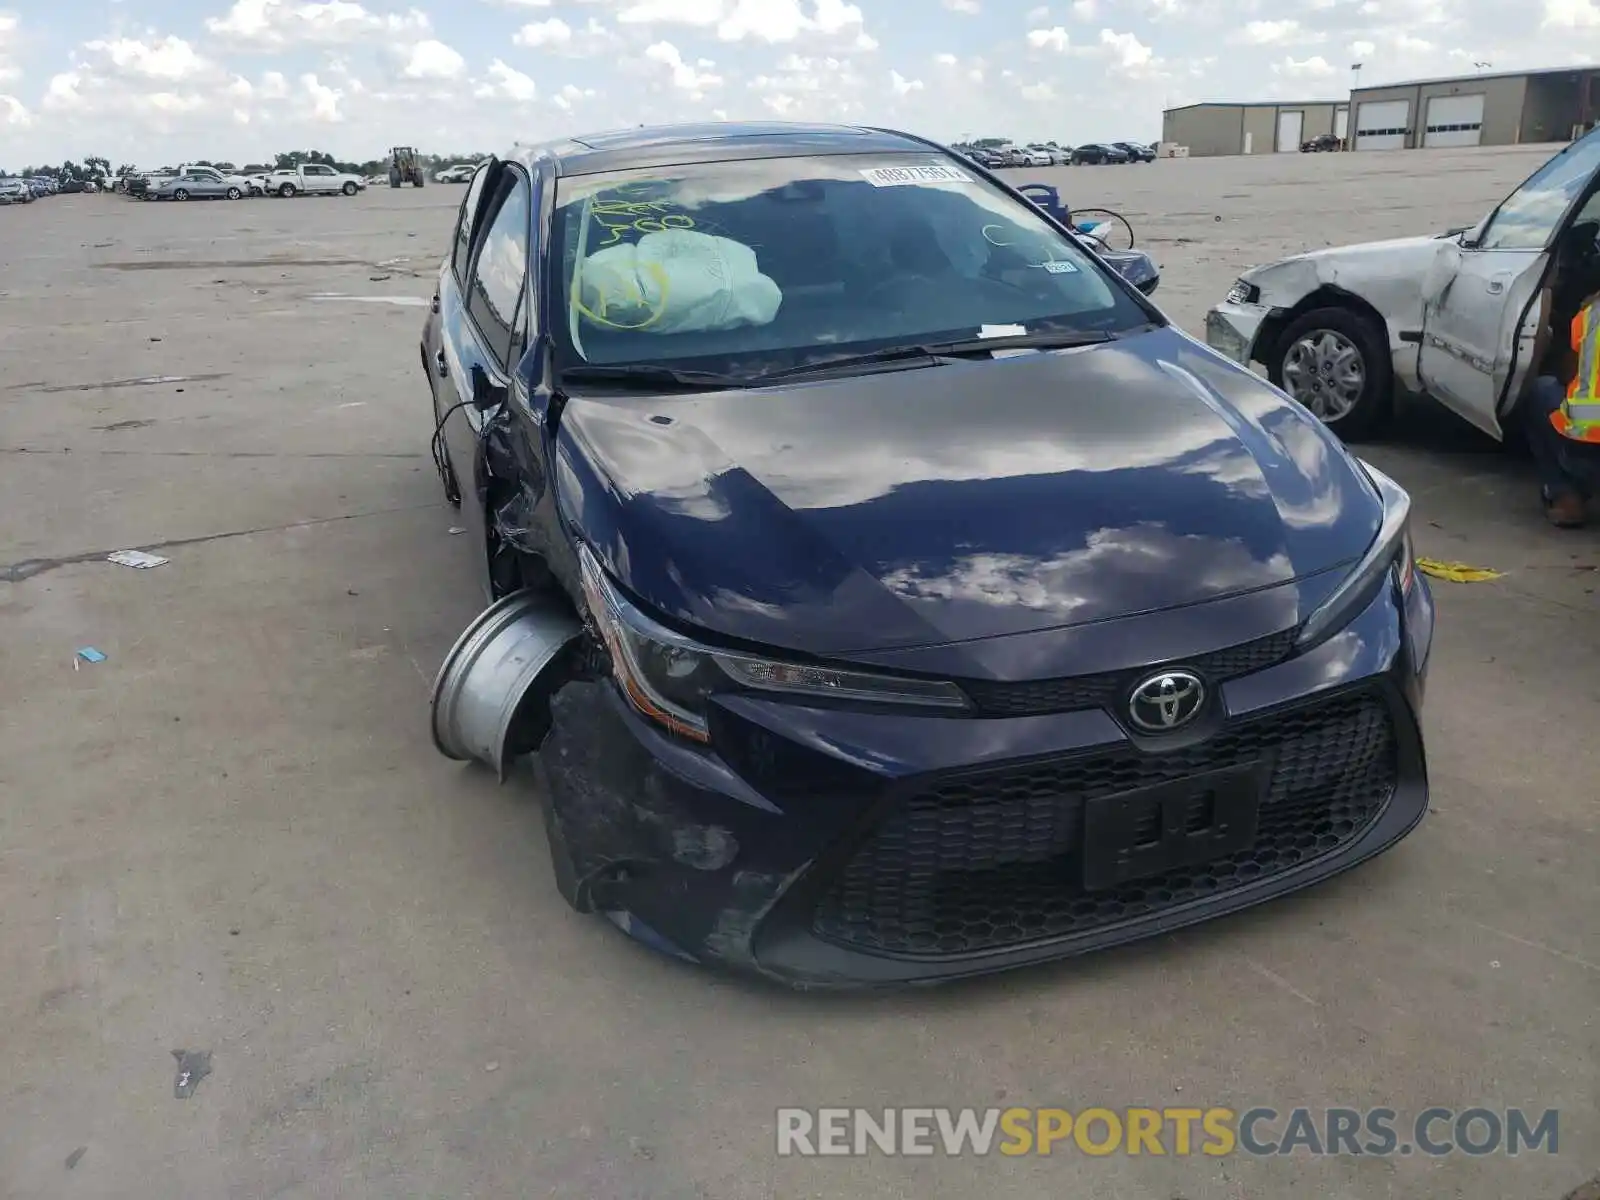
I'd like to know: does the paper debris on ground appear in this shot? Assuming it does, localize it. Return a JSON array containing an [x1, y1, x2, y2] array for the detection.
[[76, 647, 107, 665], [107, 549, 170, 569], [1417, 557, 1503, 583]]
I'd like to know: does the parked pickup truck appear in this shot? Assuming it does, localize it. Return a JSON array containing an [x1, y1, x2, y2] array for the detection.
[[268, 165, 367, 197]]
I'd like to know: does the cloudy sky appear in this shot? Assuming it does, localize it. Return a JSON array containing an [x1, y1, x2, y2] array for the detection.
[[2, 0, 1599, 166]]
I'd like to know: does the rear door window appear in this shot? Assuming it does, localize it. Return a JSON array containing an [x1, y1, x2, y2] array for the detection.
[[453, 166, 492, 282], [467, 170, 532, 369]]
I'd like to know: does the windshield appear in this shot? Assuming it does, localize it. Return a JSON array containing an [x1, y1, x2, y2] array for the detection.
[[548, 152, 1153, 378]]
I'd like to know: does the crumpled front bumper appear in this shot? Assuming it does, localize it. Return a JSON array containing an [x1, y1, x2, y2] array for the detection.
[[1204, 300, 1274, 366]]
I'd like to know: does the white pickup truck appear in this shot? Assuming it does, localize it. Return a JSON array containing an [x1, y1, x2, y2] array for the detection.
[[267, 164, 367, 198]]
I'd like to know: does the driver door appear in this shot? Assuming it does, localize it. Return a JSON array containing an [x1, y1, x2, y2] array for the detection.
[[1418, 129, 1600, 439]]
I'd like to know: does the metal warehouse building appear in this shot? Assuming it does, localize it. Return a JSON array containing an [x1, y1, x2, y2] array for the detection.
[[1164, 66, 1600, 155], [1161, 100, 1349, 156]]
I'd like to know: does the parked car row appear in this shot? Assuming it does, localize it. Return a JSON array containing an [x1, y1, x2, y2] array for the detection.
[[953, 141, 1157, 168], [119, 162, 368, 200], [0, 174, 99, 204]]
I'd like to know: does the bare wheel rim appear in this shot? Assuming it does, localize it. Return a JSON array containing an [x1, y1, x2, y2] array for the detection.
[[1282, 328, 1365, 421]]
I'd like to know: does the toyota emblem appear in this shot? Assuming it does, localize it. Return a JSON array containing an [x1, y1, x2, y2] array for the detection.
[[1127, 670, 1206, 731]]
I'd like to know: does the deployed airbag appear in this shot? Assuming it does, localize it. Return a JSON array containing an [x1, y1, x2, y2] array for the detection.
[[577, 229, 782, 334]]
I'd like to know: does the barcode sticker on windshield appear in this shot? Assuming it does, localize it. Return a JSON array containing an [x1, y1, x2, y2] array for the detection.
[[1041, 260, 1079, 274], [859, 164, 973, 188]]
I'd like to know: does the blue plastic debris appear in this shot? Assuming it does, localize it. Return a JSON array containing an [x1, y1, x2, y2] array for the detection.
[[76, 647, 106, 664]]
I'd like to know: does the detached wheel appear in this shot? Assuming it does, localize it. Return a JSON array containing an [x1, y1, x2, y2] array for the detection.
[[1269, 306, 1393, 441]]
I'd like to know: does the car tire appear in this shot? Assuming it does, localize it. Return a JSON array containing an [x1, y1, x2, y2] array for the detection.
[[342, 181, 358, 195], [1268, 306, 1394, 442], [173, 188, 189, 201], [278, 183, 296, 197], [226, 187, 242, 199]]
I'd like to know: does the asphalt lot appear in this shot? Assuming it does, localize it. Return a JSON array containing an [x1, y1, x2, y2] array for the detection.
[[1, 150, 1596, 1199]]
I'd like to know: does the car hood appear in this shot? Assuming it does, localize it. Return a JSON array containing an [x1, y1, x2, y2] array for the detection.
[[556, 325, 1383, 657]]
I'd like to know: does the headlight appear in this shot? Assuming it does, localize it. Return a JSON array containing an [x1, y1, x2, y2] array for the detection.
[[1295, 461, 1415, 652], [1227, 280, 1259, 305], [576, 545, 969, 743]]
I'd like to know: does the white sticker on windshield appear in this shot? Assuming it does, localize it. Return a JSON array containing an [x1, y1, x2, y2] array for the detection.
[[859, 163, 973, 187], [1041, 260, 1079, 274]]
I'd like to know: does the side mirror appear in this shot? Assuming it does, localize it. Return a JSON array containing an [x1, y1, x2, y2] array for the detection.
[[470, 364, 508, 411]]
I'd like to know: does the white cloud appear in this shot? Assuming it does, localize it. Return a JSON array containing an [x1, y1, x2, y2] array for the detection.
[[1350, 39, 1376, 56], [513, 16, 572, 44], [889, 68, 922, 94], [1, 12, 23, 83], [1545, 0, 1600, 25], [301, 71, 342, 120], [1026, 26, 1071, 49], [1237, 19, 1305, 43], [944, 0, 981, 12], [473, 59, 537, 101], [618, 0, 721, 25], [402, 38, 464, 78], [1273, 54, 1335, 77], [934, 51, 957, 64], [1071, 0, 1096, 15], [644, 39, 723, 93], [511, 16, 617, 54], [1099, 27, 1154, 70], [81, 36, 210, 82], [205, 0, 430, 49], [552, 82, 598, 110]]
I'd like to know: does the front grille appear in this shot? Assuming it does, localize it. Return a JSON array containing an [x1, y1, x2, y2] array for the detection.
[[958, 630, 1295, 717], [810, 689, 1397, 957]]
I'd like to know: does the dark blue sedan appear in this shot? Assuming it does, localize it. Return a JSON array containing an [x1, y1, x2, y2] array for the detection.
[[423, 121, 1434, 988]]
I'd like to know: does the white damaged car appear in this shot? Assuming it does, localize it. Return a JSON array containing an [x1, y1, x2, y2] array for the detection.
[[1206, 128, 1600, 442]]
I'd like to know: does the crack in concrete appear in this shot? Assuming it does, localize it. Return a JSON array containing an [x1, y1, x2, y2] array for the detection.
[[9, 373, 230, 394], [1, 447, 426, 460], [2, 502, 440, 583]]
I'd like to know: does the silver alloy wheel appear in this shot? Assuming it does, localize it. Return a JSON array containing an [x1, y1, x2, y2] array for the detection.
[[1281, 328, 1365, 421]]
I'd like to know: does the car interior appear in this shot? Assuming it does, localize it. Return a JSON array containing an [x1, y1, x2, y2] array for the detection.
[[556, 176, 1132, 369]]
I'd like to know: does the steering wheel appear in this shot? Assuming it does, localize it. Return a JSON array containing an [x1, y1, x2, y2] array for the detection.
[[1070, 208, 1136, 252]]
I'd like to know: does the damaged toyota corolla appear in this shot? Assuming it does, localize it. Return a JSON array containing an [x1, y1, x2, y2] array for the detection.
[[422, 121, 1436, 988]]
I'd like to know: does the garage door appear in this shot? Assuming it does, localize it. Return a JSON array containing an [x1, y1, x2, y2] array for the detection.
[[1424, 93, 1484, 147], [1277, 110, 1304, 152], [1335, 107, 1349, 140], [1356, 99, 1410, 150]]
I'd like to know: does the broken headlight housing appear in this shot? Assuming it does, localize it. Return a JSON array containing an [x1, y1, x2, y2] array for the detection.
[[1295, 462, 1415, 653], [577, 544, 970, 744], [1227, 279, 1260, 305]]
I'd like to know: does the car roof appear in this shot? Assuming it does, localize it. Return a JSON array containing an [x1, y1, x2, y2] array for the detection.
[[508, 120, 941, 177]]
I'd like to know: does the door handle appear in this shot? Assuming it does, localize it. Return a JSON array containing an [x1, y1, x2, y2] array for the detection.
[[435, 349, 449, 378]]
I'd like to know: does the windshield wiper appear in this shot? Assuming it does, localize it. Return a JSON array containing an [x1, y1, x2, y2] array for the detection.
[[559, 364, 743, 391], [919, 329, 1118, 355], [751, 329, 1120, 384]]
